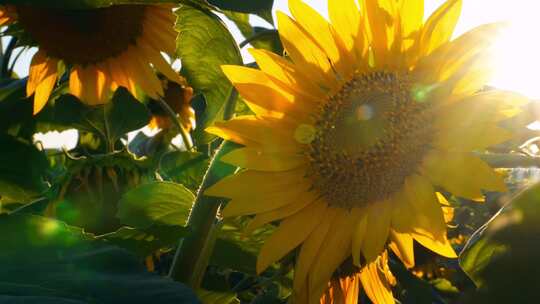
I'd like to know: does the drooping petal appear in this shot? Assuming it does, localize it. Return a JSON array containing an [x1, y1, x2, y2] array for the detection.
[[293, 207, 339, 294], [27, 51, 59, 114], [308, 209, 358, 302], [359, 253, 395, 304], [362, 200, 392, 263], [351, 209, 368, 266], [388, 229, 415, 268]]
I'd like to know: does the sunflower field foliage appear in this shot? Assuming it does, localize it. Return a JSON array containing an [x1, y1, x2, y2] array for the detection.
[[0, 0, 539, 303]]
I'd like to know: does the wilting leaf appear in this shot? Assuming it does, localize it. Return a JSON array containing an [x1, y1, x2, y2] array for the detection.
[[0, 214, 200, 304], [117, 181, 195, 229], [175, 4, 242, 144], [99, 225, 190, 257]]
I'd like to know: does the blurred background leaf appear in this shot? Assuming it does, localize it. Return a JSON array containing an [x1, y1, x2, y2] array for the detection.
[[0, 213, 200, 303], [460, 183, 540, 303]]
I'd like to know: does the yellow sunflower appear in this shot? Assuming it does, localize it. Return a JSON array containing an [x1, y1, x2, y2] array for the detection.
[[0, 4, 181, 114], [205, 0, 525, 302]]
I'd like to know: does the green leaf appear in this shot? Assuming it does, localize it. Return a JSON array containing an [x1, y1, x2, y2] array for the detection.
[[208, 0, 273, 16], [0, 0, 178, 9], [117, 181, 195, 228], [175, 4, 242, 144], [460, 182, 540, 302], [224, 12, 282, 54], [38, 88, 150, 147], [196, 289, 240, 304], [0, 134, 48, 202], [459, 235, 506, 287], [160, 151, 210, 191], [98, 225, 190, 257], [211, 217, 275, 274], [0, 214, 200, 304]]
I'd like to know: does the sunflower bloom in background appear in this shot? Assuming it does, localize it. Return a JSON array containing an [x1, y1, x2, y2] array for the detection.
[[205, 0, 525, 302], [0, 4, 182, 114], [148, 77, 196, 132]]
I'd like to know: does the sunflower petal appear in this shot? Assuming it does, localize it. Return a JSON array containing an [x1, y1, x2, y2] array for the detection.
[[205, 116, 301, 151], [246, 198, 315, 233], [308, 209, 357, 301], [388, 229, 415, 268], [205, 168, 309, 203], [362, 200, 392, 263], [293, 207, 339, 292], [420, 0, 462, 56], [257, 200, 327, 273], [351, 210, 368, 267], [359, 255, 395, 304], [421, 151, 506, 200], [248, 48, 324, 98], [289, 0, 353, 77], [276, 12, 338, 89], [221, 65, 313, 120], [221, 147, 305, 172]]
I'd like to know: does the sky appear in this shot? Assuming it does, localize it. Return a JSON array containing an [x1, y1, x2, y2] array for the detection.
[[21, 0, 540, 148]]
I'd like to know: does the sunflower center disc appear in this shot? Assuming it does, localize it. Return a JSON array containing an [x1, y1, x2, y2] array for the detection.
[[16, 5, 146, 65], [307, 71, 433, 208]]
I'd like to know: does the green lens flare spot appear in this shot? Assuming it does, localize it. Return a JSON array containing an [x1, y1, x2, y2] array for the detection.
[[295, 124, 317, 144]]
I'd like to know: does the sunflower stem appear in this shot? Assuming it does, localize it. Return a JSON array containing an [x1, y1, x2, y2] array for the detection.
[[168, 140, 237, 284], [168, 87, 239, 286]]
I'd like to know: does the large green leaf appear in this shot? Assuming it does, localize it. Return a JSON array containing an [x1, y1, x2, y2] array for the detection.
[[0, 134, 48, 202], [38, 88, 150, 149], [159, 151, 210, 191], [117, 181, 195, 228], [208, 0, 272, 14], [460, 183, 540, 303], [0, 0, 177, 9], [0, 214, 200, 303], [175, 4, 242, 144]]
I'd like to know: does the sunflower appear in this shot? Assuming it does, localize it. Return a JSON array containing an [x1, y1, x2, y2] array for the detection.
[[205, 0, 524, 302], [148, 77, 196, 131], [0, 4, 181, 114]]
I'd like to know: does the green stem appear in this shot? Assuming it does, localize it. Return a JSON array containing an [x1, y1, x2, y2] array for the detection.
[[157, 98, 194, 151], [169, 88, 238, 285], [168, 141, 236, 284]]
